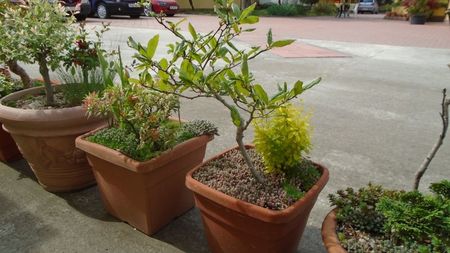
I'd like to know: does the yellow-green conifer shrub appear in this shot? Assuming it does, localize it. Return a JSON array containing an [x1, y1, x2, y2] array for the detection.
[[253, 104, 311, 174]]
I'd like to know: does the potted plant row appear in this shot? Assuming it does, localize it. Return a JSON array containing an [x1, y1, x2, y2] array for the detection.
[[322, 88, 450, 252], [75, 54, 218, 235], [0, 0, 111, 192], [125, 1, 329, 251]]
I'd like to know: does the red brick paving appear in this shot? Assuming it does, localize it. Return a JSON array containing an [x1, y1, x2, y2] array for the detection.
[[86, 14, 450, 49]]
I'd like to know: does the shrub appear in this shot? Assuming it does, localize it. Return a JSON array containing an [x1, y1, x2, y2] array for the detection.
[[0, 73, 21, 98], [253, 104, 311, 174], [309, 2, 337, 16], [267, 4, 298, 16]]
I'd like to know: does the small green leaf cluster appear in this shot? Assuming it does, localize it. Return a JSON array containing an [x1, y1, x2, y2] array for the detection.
[[176, 120, 219, 143], [253, 104, 311, 174], [0, 73, 21, 98], [329, 183, 401, 235], [377, 181, 450, 251]]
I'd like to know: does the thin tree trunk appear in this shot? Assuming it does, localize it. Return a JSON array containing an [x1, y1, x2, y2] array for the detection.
[[236, 126, 265, 184], [413, 89, 449, 190], [188, 0, 194, 10], [6, 60, 31, 88], [38, 58, 54, 105]]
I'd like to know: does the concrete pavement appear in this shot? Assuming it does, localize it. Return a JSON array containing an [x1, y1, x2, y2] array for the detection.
[[1, 14, 449, 253]]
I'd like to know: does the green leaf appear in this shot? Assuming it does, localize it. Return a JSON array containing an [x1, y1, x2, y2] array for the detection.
[[267, 29, 273, 45], [242, 28, 256, 32], [230, 106, 242, 127], [241, 54, 248, 77], [232, 23, 240, 33], [232, 3, 241, 18], [271, 39, 295, 48], [293, 80, 303, 95], [240, 3, 256, 19], [235, 81, 250, 96], [241, 16, 259, 24], [303, 77, 321, 90], [159, 58, 168, 69], [146, 34, 160, 59], [188, 23, 197, 39], [253, 84, 269, 104]]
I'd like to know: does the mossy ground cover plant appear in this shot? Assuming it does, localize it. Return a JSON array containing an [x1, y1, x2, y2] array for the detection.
[[329, 181, 450, 252]]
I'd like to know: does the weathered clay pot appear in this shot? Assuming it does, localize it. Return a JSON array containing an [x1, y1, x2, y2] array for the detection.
[[0, 86, 106, 192], [0, 123, 21, 162], [76, 127, 214, 235], [185, 145, 330, 253], [321, 209, 347, 253]]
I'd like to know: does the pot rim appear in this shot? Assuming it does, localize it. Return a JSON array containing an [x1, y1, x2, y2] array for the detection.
[[76, 125, 214, 173], [321, 209, 348, 253], [185, 145, 330, 223]]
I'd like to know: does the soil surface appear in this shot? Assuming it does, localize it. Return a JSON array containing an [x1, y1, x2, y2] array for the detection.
[[193, 148, 320, 210], [6, 91, 73, 110]]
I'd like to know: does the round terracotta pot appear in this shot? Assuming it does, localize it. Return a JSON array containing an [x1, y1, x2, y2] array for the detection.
[[185, 145, 330, 253], [0, 123, 22, 162], [0, 86, 106, 192], [321, 209, 347, 253]]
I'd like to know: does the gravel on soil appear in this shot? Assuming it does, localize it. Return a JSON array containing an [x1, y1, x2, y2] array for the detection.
[[192, 148, 320, 211]]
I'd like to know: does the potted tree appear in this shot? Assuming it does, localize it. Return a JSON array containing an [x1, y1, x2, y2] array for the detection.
[[322, 89, 450, 252], [0, 0, 110, 192], [129, 1, 328, 251], [75, 54, 218, 235]]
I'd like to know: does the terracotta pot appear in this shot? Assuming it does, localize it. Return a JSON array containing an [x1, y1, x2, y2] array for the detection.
[[0, 123, 22, 162], [0, 86, 106, 192], [185, 145, 330, 253], [75, 127, 214, 235], [321, 209, 347, 253]]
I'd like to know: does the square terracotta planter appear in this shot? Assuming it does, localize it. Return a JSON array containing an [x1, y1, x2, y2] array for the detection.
[[76, 127, 214, 235], [185, 145, 330, 253], [0, 124, 21, 162]]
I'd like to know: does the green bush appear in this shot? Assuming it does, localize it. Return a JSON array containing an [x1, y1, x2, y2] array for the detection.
[[309, 2, 337, 16], [0, 74, 21, 98], [267, 4, 298, 16], [253, 104, 311, 174]]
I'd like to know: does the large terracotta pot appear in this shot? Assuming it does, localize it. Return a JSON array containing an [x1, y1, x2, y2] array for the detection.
[[0, 123, 21, 162], [75, 127, 214, 235], [185, 145, 330, 253], [321, 209, 347, 253], [0, 86, 106, 192]]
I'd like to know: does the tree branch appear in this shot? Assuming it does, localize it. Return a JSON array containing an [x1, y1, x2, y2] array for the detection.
[[413, 88, 449, 190]]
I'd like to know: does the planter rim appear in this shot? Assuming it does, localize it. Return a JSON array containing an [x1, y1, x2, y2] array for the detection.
[[185, 145, 330, 223], [321, 209, 348, 253], [76, 126, 214, 173], [0, 86, 88, 123]]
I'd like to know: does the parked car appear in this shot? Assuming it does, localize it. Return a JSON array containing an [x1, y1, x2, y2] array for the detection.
[[358, 0, 379, 13], [60, 0, 91, 21], [144, 0, 179, 17], [89, 0, 144, 19]]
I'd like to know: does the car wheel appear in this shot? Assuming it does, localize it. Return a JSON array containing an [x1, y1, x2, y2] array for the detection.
[[166, 13, 175, 17], [130, 14, 140, 19], [96, 3, 109, 19]]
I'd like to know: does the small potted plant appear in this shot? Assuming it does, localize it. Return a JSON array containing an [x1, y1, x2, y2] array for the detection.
[[322, 89, 450, 252], [0, 0, 110, 192], [129, 1, 328, 251], [75, 54, 218, 235], [402, 0, 435, 24]]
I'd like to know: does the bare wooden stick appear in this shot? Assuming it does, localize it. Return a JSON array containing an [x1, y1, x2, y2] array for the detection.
[[413, 88, 450, 190]]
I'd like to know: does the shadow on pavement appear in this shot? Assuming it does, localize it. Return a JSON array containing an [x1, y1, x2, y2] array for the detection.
[[0, 193, 58, 252]]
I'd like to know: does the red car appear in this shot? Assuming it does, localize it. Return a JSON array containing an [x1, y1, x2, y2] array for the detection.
[[144, 0, 179, 17]]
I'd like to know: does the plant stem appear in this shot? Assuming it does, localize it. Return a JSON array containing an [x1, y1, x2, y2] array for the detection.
[[38, 57, 54, 105], [6, 60, 31, 88], [413, 89, 449, 190], [236, 126, 265, 184]]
